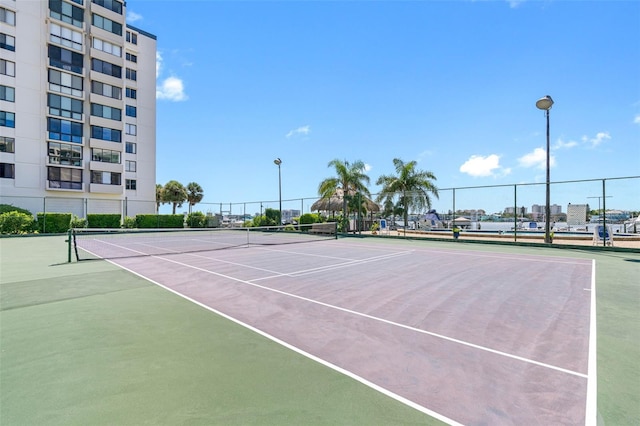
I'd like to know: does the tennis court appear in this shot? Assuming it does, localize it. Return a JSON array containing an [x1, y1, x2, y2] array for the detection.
[[2, 232, 639, 425], [79, 229, 593, 424]]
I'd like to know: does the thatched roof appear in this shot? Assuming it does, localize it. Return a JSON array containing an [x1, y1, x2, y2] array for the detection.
[[311, 188, 380, 213]]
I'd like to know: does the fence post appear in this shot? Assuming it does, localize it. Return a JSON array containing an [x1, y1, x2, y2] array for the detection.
[[602, 179, 606, 247], [514, 184, 518, 242], [452, 188, 456, 230]]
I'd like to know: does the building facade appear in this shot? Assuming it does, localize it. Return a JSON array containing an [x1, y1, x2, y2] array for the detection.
[[566, 203, 589, 226], [0, 0, 156, 218]]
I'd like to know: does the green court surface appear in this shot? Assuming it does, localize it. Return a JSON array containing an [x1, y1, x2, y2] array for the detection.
[[1, 235, 638, 425]]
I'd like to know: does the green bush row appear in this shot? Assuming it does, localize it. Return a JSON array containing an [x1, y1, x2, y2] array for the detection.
[[135, 214, 184, 228]]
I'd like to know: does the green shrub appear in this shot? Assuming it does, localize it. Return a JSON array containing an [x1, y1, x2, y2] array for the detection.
[[36, 213, 72, 233], [70, 215, 87, 229], [136, 214, 184, 228], [299, 213, 321, 225], [0, 211, 36, 234], [87, 214, 121, 228], [0, 204, 33, 216], [186, 212, 207, 228], [284, 224, 296, 232], [122, 217, 137, 229]]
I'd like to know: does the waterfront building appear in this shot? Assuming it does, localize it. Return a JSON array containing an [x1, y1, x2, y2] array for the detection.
[[0, 0, 156, 217]]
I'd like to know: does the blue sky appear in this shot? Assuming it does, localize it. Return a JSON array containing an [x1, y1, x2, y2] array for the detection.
[[127, 0, 639, 216]]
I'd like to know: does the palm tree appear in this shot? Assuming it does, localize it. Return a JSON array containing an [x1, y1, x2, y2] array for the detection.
[[318, 159, 371, 232], [155, 184, 164, 213], [186, 182, 204, 214], [163, 180, 188, 214], [376, 158, 438, 232]]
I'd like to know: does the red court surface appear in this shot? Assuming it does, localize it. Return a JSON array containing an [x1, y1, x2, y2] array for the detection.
[[85, 238, 595, 425]]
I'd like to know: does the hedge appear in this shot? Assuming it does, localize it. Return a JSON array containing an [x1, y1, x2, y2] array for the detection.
[[0, 204, 33, 216], [37, 213, 72, 233], [87, 214, 121, 229], [136, 214, 184, 228], [0, 211, 36, 234]]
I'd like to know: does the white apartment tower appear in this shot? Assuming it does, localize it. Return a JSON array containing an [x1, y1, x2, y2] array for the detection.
[[0, 0, 156, 217]]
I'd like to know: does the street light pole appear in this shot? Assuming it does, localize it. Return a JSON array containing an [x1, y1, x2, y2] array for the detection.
[[536, 95, 554, 244], [274, 158, 282, 225]]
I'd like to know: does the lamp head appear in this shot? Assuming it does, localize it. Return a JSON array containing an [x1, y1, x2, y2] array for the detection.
[[274, 158, 282, 166], [536, 95, 554, 111]]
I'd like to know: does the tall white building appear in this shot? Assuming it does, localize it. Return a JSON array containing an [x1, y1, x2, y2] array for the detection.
[[0, 0, 156, 218]]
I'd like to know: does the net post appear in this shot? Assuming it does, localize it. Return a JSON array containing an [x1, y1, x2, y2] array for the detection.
[[67, 228, 72, 263]]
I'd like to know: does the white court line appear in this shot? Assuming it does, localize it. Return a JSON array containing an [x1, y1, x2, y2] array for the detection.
[[585, 259, 598, 426], [250, 250, 414, 281], [105, 257, 463, 426], [145, 253, 588, 379], [334, 238, 594, 266]]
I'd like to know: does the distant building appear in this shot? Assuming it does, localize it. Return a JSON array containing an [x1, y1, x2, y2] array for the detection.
[[531, 204, 562, 221], [282, 209, 300, 224], [567, 204, 589, 225]]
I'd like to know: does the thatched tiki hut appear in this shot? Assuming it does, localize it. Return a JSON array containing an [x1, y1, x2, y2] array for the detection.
[[311, 188, 380, 231]]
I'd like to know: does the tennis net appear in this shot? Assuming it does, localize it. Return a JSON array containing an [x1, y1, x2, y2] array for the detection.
[[71, 223, 338, 261]]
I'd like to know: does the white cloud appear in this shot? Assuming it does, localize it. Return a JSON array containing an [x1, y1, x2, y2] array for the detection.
[[156, 52, 162, 78], [634, 114, 640, 124], [459, 154, 510, 177], [364, 163, 372, 172], [155, 52, 187, 101], [508, 0, 524, 8], [553, 138, 578, 150], [156, 77, 187, 101], [518, 148, 556, 170], [126, 11, 142, 23], [285, 125, 310, 138], [588, 131, 611, 148]]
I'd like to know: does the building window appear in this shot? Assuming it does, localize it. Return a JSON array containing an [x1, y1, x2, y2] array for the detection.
[[91, 170, 121, 185], [0, 33, 15, 52], [49, 69, 83, 97], [92, 37, 121, 57], [92, 13, 122, 36], [49, 45, 84, 74], [49, 0, 84, 29], [125, 68, 137, 81], [126, 179, 136, 190], [125, 123, 136, 136], [91, 125, 121, 142], [125, 88, 137, 99], [125, 142, 136, 154], [0, 136, 15, 153], [91, 148, 120, 164], [126, 31, 137, 45], [48, 93, 84, 120], [91, 58, 121, 78], [91, 103, 121, 121], [50, 23, 83, 51], [92, 0, 123, 15], [48, 166, 83, 189], [0, 111, 15, 128], [91, 81, 121, 100], [0, 85, 15, 102], [1, 59, 15, 77], [125, 52, 137, 63], [125, 105, 136, 117], [48, 142, 82, 166], [48, 117, 83, 143], [0, 163, 15, 179], [1, 7, 16, 26], [125, 160, 136, 172]]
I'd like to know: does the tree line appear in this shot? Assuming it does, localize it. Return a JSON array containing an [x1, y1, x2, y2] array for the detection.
[[156, 181, 204, 214]]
